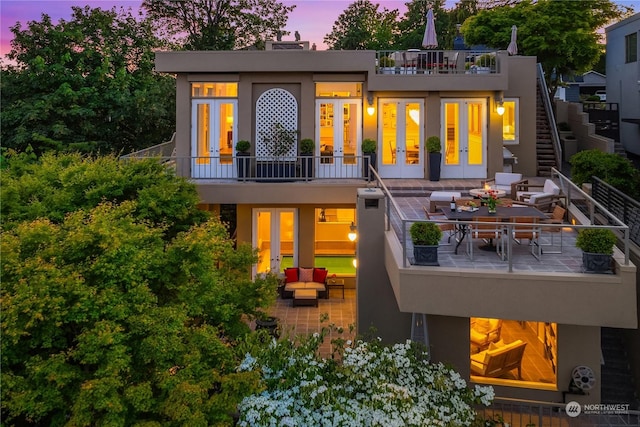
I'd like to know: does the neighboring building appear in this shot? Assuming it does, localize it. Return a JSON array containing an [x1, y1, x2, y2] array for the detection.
[[153, 45, 636, 406], [606, 12, 640, 156], [554, 70, 607, 102]]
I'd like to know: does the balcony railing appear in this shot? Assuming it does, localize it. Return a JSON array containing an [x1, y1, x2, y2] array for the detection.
[[124, 154, 374, 182], [370, 166, 631, 272], [476, 397, 640, 426], [375, 49, 498, 75]]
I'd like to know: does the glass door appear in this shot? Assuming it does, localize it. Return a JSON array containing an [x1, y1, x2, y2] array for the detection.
[[316, 100, 361, 178], [378, 99, 424, 178], [253, 208, 297, 276], [191, 99, 237, 178], [441, 99, 487, 179]]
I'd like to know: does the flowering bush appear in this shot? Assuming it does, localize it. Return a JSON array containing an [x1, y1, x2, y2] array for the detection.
[[236, 327, 494, 426]]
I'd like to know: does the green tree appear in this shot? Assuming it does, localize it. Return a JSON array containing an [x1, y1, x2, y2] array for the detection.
[[1, 6, 175, 155], [395, 0, 451, 50], [570, 149, 640, 199], [142, 0, 295, 50], [1, 154, 278, 425], [462, 0, 630, 98], [324, 0, 399, 50]]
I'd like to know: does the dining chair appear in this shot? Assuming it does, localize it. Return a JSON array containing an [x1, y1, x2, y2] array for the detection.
[[540, 206, 567, 254], [509, 216, 541, 260], [423, 206, 456, 245], [468, 216, 505, 260]]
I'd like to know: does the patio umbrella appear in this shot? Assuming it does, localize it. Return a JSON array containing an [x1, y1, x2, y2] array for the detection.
[[507, 25, 518, 56], [422, 8, 438, 49]]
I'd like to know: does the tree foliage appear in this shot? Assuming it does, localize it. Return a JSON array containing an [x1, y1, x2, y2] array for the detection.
[[570, 149, 640, 199], [1, 153, 279, 426], [395, 0, 450, 50], [324, 0, 399, 50], [142, 0, 295, 50], [462, 0, 630, 97], [1, 6, 176, 155]]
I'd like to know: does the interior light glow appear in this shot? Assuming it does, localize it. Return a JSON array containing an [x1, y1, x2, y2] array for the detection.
[[408, 109, 420, 125]]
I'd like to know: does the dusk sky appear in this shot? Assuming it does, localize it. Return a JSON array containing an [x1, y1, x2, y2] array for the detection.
[[1, 0, 639, 61]]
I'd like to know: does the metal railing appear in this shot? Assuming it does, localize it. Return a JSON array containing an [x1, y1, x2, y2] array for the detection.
[[120, 133, 176, 159], [375, 49, 497, 75], [123, 154, 374, 181], [592, 176, 640, 247], [371, 166, 631, 270], [476, 397, 640, 427], [537, 63, 563, 169]]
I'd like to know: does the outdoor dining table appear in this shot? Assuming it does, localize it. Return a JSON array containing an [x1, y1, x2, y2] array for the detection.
[[440, 205, 548, 254]]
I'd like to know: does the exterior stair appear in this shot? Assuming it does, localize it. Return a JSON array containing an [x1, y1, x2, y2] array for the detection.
[[601, 327, 640, 410], [535, 84, 557, 177]]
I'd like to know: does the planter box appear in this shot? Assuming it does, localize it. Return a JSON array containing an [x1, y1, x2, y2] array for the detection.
[[412, 245, 439, 266], [256, 161, 296, 181], [582, 252, 613, 274]]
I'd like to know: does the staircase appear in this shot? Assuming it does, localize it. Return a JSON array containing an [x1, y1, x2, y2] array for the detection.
[[601, 327, 640, 410], [535, 84, 557, 177]]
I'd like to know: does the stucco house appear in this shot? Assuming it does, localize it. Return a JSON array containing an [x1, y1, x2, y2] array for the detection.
[[147, 44, 636, 407]]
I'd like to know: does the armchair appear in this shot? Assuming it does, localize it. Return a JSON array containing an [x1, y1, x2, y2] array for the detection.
[[470, 318, 503, 352], [482, 172, 525, 197], [512, 179, 564, 213]]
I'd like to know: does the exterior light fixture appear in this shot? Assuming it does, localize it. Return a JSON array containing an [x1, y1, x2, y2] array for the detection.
[[495, 91, 505, 116], [348, 222, 357, 242], [352, 258, 358, 268], [367, 92, 375, 116]]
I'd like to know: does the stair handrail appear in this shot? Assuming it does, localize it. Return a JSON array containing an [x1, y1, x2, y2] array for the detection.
[[537, 64, 562, 169]]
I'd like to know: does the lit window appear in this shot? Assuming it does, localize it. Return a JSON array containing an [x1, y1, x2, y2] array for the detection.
[[502, 99, 519, 145], [315, 83, 363, 98], [191, 83, 238, 98], [314, 208, 356, 275], [470, 317, 557, 389]]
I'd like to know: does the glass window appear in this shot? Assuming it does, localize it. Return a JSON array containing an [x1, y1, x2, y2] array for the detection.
[[470, 317, 557, 389], [315, 82, 363, 98], [502, 99, 519, 145], [191, 83, 238, 98], [625, 32, 638, 63], [313, 208, 356, 275]]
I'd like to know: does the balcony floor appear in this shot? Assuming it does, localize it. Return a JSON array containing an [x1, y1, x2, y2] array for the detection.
[[392, 196, 584, 274]]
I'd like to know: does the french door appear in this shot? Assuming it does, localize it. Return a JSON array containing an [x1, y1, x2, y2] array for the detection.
[[316, 100, 361, 178], [378, 99, 424, 178], [191, 99, 237, 178], [252, 208, 297, 276], [440, 99, 487, 179]]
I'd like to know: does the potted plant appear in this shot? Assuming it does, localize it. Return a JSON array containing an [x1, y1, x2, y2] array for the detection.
[[473, 54, 495, 73], [427, 136, 442, 182], [575, 227, 617, 273], [300, 138, 314, 178], [255, 311, 280, 337], [410, 221, 443, 266], [361, 138, 377, 180], [257, 123, 297, 180], [236, 140, 251, 179]]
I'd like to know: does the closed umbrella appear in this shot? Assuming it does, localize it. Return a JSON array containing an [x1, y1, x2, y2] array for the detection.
[[507, 25, 518, 56], [422, 9, 438, 49]]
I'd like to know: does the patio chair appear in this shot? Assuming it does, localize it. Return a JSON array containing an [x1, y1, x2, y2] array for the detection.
[[482, 172, 525, 197], [510, 193, 564, 213], [509, 216, 541, 260], [467, 216, 505, 260], [540, 206, 567, 254], [515, 179, 563, 210], [470, 318, 503, 352], [423, 206, 456, 244]]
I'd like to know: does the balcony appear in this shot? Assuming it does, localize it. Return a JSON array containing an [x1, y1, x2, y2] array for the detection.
[[375, 49, 499, 75], [374, 168, 636, 329]]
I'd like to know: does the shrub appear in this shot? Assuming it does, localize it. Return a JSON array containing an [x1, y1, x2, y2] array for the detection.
[[378, 56, 395, 67], [361, 138, 377, 154], [236, 140, 250, 153], [410, 221, 443, 246], [300, 138, 314, 154], [570, 150, 640, 198], [426, 136, 442, 153], [576, 228, 617, 255]]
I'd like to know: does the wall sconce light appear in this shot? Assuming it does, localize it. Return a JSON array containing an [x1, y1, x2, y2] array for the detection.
[[495, 91, 505, 116], [348, 222, 357, 242], [366, 92, 375, 116]]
